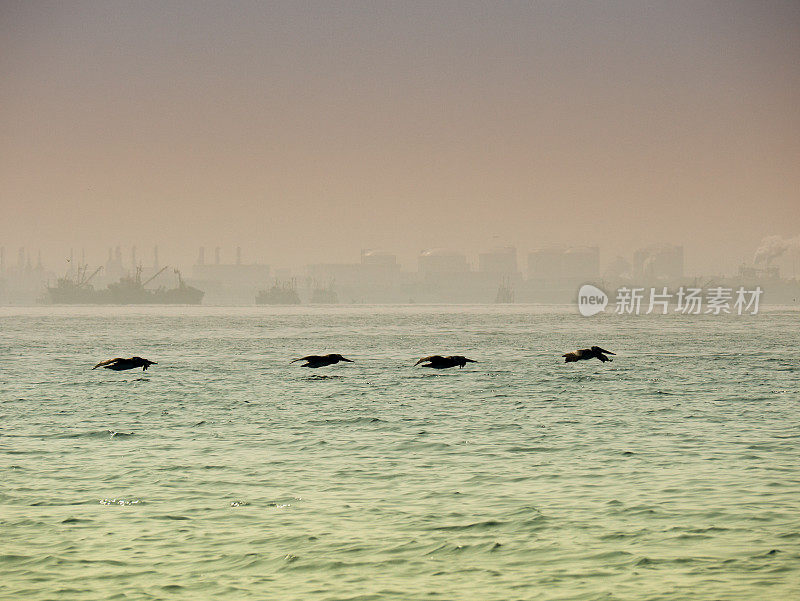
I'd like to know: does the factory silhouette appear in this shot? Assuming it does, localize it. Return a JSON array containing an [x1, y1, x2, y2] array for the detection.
[[0, 242, 797, 305]]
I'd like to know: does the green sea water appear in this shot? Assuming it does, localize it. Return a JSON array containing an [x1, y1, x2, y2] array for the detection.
[[1, 305, 798, 600]]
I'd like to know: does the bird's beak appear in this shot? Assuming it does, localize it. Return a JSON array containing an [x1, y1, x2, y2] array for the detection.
[[341, 357, 353, 362], [466, 358, 477, 363], [599, 349, 615, 355]]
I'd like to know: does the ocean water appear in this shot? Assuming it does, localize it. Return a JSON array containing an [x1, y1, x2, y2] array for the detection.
[[1, 305, 798, 600]]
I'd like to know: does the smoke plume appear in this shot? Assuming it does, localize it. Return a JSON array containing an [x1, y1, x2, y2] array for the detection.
[[753, 235, 800, 264]]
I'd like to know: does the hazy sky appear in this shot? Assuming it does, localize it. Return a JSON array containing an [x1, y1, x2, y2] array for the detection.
[[2, 1, 798, 273]]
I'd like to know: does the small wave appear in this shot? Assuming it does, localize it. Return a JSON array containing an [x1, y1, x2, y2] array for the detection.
[[99, 498, 144, 506], [672, 533, 713, 541], [599, 530, 650, 541], [777, 531, 800, 539], [395, 440, 452, 451], [422, 541, 503, 556], [487, 422, 523, 431], [56, 430, 134, 439], [584, 550, 635, 561], [107, 430, 134, 438], [431, 520, 505, 531], [0, 554, 31, 564], [310, 417, 387, 425], [30, 499, 100, 506]]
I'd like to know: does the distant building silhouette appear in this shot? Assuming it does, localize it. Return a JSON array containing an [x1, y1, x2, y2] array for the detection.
[[304, 250, 402, 303], [527, 246, 599, 281], [0, 246, 53, 304], [191, 247, 270, 303], [633, 245, 684, 280], [478, 246, 518, 274], [419, 249, 469, 275]]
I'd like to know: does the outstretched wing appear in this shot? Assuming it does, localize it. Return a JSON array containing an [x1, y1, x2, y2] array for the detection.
[[451, 356, 477, 363], [290, 355, 316, 364], [92, 358, 123, 369]]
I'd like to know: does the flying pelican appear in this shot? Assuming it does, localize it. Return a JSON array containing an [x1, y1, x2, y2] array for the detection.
[[563, 346, 615, 363], [290, 354, 354, 368], [414, 355, 477, 369], [93, 357, 157, 371]]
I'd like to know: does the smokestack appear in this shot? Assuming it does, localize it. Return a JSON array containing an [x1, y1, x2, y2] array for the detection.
[[236, 246, 242, 266], [115, 246, 122, 265], [36, 250, 43, 270], [153, 246, 159, 269], [198, 247, 205, 265], [131, 246, 137, 269], [215, 246, 221, 265]]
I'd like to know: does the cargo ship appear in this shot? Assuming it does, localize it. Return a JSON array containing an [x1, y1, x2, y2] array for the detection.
[[256, 279, 301, 305], [44, 266, 203, 305], [106, 266, 203, 304], [44, 265, 108, 304], [310, 279, 338, 304]]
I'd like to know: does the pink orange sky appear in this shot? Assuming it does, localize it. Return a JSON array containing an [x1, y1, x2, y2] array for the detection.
[[1, 1, 799, 274]]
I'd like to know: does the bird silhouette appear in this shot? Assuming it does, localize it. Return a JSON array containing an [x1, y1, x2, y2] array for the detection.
[[93, 357, 157, 371], [414, 355, 477, 369], [290, 354, 354, 368], [563, 346, 615, 363]]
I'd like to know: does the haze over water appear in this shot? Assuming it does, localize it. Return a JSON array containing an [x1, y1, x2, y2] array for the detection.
[[2, 305, 798, 600], [2, 1, 799, 273]]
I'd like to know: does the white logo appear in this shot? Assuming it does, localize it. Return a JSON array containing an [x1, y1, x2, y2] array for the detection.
[[578, 284, 608, 316]]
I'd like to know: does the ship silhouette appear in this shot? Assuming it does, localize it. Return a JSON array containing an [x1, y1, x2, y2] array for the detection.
[[44, 266, 203, 305], [256, 278, 301, 305], [309, 278, 338, 304], [495, 276, 515, 304]]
